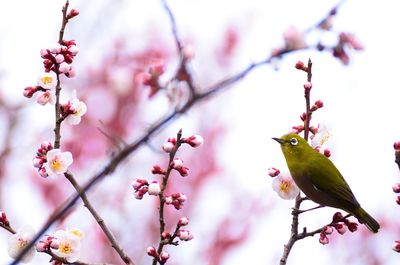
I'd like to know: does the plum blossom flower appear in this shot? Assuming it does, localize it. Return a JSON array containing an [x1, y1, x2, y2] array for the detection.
[[52, 229, 81, 262], [64, 91, 87, 125], [37, 71, 57, 89], [43, 149, 73, 176], [36, 90, 56, 105], [8, 225, 36, 263], [272, 174, 299, 200]]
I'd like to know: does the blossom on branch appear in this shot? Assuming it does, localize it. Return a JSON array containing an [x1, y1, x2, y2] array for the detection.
[[272, 174, 299, 200], [62, 91, 87, 125], [43, 149, 73, 177], [7, 225, 36, 263], [52, 229, 82, 263]]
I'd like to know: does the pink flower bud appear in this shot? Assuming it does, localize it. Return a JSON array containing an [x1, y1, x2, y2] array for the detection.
[[323, 226, 334, 235], [394, 142, 400, 151], [148, 181, 161, 196], [39, 167, 49, 178], [171, 158, 184, 169], [396, 196, 400, 205], [295, 61, 306, 71], [55, 54, 65, 64], [146, 246, 157, 257], [392, 240, 400, 252], [309, 126, 319, 135], [332, 212, 343, 222], [178, 230, 193, 241], [160, 251, 170, 262], [150, 60, 165, 76], [36, 242, 47, 252], [291, 125, 304, 134], [43, 59, 54, 69], [0, 211, 9, 226], [162, 142, 175, 153], [67, 9, 80, 19], [32, 157, 45, 168], [393, 183, 400, 193], [58, 62, 71, 73], [49, 43, 62, 54], [40, 49, 51, 59], [334, 223, 347, 235], [66, 67, 76, 78], [152, 165, 166, 175], [183, 135, 204, 148], [311, 100, 324, 111], [161, 231, 171, 239], [134, 188, 148, 200], [64, 54, 74, 64], [62, 40, 76, 47], [68, 45, 79, 56], [268, 167, 280, 177], [346, 222, 358, 232], [165, 196, 173, 204], [319, 234, 329, 245], [23, 86, 38, 98], [178, 217, 189, 226], [132, 178, 148, 190], [177, 166, 189, 177], [300, 112, 307, 122], [50, 239, 59, 249], [303, 81, 312, 92], [183, 45, 195, 61], [323, 149, 331, 157], [40, 141, 53, 152]]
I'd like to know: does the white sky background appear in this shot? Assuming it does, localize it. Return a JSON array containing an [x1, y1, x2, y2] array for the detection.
[[1, 0, 400, 264]]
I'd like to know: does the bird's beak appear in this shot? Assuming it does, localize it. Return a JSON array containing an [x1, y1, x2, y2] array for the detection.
[[272, 137, 285, 145]]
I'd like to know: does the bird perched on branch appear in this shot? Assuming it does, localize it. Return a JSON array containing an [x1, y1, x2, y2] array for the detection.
[[273, 133, 380, 233]]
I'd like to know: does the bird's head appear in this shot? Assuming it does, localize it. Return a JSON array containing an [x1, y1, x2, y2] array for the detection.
[[272, 133, 310, 157]]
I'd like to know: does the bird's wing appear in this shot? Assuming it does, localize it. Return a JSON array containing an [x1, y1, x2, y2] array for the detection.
[[307, 153, 360, 208]]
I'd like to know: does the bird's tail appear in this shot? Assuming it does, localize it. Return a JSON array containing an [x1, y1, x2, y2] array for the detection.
[[353, 207, 380, 233]]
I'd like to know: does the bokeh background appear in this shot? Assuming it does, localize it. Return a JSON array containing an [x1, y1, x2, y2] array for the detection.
[[0, 0, 400, 264]]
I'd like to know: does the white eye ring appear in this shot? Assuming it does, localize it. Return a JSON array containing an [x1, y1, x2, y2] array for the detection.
[[289, 138, 298, 146]]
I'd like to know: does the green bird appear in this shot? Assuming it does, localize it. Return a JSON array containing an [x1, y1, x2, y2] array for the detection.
[[273, 133, 380, 233]]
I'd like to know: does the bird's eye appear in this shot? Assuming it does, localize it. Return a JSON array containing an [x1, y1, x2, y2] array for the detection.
[[289, 138, 298, 146]]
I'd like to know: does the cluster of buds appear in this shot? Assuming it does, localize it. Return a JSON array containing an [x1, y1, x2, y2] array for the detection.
[[165, 192, 187, 210], [40, 40, 78, 76], [147, 216, 193, 263], [147, 247, 170, 263], [0, 211, 9, 226], [32, 142, 53, 177], [269, 167, 300, 200], [137, 59, 165, 97], [319, 212, 358, 245], [132, 178, 149, 199], [37, 228, 84, 263], [394, 141, 400, 169], [332, 32, 364, 65], [36, 235, 59, 252], [162, 134, 204, 153]]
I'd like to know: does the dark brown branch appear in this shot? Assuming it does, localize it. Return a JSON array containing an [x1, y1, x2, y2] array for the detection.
[[53, 0, 70, 149], [64, 172, 134, 265]]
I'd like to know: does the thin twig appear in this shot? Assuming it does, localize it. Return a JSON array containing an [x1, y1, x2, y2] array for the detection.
[[53, 0, 70, 149], [64, 172, 135, 265], [152, 130, 183, 265]]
